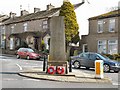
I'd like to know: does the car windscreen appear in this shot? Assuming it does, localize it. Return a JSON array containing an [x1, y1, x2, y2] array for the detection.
[[97, 54, 110, 61], [27, 49, 34, 52]]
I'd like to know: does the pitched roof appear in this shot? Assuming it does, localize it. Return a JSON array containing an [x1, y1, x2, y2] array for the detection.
[[4, 8, 60, 25], [3, 2, 84, 25], [89, 9, 120, 20], [0, 15, 9, 22]]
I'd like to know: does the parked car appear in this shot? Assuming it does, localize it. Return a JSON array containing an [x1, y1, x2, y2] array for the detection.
[[16, 48, 42, 60], [71, 52, 120, 73]]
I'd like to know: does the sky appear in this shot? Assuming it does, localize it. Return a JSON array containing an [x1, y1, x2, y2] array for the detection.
[[0, 0, 120, 36]]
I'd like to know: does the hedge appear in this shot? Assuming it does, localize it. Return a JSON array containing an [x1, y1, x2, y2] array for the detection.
[[103, 54, 120, 61]]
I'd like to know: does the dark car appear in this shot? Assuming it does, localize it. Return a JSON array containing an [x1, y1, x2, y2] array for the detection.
[[16, 48, 41, 60], [71, 52, 120, 73]]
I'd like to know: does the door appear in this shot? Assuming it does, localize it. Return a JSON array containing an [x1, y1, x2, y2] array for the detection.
[[88, 54, 98, 68], [79, 53, 90, 67], [34, 37, 39, 50], [20, 48, 27, 58]]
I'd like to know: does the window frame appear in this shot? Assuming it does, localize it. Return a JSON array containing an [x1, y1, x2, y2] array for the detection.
[[97, 20, 103, 33], [108, 40, 118, 54], [42, 20, 48, 29], [109, 19, 115, 32], [23, 23, 28, 32], [1, 26, 6, 48], [11, 25, 14, 34], [97, 40, 107, 54]]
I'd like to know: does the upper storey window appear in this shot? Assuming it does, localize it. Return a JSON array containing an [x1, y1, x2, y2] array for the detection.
[[109, 19, 115, 32], [23, 23, 28, 32], [42, 20, 48, 29], [97, 20, 103, 33]]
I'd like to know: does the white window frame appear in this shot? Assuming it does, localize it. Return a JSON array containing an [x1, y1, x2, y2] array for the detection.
[[1, 26, 6, 48], [42, 20, 48, 29], [2, 26, 5, 34], [98, 40, 107, 54], [10, 38, 14, 50], [97, 20, 103, 33], [82, 44, 88, 53], [108, 40, 118, 54], [109, 19, 115, 32], [23, 23, 28, 32], [11, 26, 14, 34]]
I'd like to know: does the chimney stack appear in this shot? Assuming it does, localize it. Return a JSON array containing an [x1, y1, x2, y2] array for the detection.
[[47, 3, 54, 10], [21, 10, 29, 16], [34, 8, 40, 13], [9, 12, 16, 18]]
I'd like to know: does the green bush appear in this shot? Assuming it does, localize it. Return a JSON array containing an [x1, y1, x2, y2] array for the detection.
[[73, 50, 78, 56], [113, 54, 120, 61], [103, 54, 120, 61], [103, 54, 114, 59]]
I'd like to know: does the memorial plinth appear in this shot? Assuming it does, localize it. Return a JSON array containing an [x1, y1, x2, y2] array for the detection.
[[47, 16, 68, 74]]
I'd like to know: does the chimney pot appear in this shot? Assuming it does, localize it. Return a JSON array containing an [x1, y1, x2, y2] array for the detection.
[[9, 12, 16, 18], [21, 10, 29, 16], [47, 4, 54, 10], [34, 8, 40, 13]]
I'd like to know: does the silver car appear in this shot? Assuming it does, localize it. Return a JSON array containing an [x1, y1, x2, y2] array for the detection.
[[71, 52, 120, 73]]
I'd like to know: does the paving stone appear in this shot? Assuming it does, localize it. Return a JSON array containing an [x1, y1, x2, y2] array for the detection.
[[19, 69, 111, 83]]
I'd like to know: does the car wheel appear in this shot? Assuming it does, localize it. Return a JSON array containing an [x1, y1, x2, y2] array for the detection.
[[73, 61, 80, 69], [27, 56, 30, 60], [17, 55, 20, 59], [86, 67, 90, 70], [103, 64, 110, 72], [114, 70, 119, 73]]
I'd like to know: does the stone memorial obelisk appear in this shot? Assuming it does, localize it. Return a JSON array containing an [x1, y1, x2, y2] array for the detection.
[[47, 16, 68, 74]]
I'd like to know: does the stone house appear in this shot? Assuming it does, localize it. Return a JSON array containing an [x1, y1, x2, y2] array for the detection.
[[0, 15, 9, 49], [80, 9, 120, 54], [0, 2, 84, 54]]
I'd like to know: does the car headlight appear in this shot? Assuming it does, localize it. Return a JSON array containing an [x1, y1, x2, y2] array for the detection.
[[115, 63, 119, 66]]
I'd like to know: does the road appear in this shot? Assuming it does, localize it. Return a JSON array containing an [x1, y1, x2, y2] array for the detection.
[[0, 55, 119, 89]]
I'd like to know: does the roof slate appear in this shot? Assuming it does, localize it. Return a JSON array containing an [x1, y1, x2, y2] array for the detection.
[[4, 8, 60, 25], [3, 2, 84, 25], [89, 9, 120, 20], [0, 15, 9, 22]]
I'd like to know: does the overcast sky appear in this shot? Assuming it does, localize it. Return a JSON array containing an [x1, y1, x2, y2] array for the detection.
[[0, 0, 120, 36]]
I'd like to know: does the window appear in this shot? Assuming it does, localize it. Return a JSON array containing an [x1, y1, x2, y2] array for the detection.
[[1, 26, 5, 34], [98, 40, 107, 54], [97, 20, 103, 33], [108, 40, 118, 54], [109, 19, 115, 32], [1, 26, 6, 48], [26, 36, 34, 44], [11, 26, 14, 34], [79, 53, 89, 59], [89, 54, 98, 60], [10, 38, 14, 50], [42, 20, 48, 29], [23, 23, 28, 32], [16, 38, 20, 46]]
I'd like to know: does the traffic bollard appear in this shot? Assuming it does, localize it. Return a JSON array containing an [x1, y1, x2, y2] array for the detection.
[[95, 60, 104, 79]]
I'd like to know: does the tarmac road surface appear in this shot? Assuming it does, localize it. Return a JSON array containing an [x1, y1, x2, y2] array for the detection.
[[0, 55, 119, 89]]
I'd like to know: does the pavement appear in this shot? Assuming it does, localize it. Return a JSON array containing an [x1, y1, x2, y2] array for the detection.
[[18, 68, 112, 83]]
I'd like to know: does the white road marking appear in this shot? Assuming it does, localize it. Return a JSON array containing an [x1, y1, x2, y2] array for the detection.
[[112, 82, 120, 86], [23, 66, 39, 67], [23, 79, 40, 81], [3, 78, 18, 81], [16, 64, 23, 70]]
